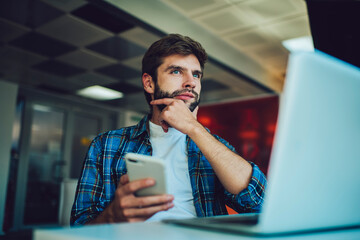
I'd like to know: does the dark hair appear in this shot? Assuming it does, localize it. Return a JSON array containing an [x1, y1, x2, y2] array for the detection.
[[142, 34, 208, 106]]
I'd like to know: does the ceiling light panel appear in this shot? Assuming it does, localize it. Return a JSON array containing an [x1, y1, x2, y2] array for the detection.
[[76, 85, 123, 100]]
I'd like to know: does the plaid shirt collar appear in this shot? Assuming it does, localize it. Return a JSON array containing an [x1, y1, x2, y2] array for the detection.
[[130, 114, 151, 140]]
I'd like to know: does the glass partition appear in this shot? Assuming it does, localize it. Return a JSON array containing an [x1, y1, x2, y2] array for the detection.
[[23, 105, 65, 225]]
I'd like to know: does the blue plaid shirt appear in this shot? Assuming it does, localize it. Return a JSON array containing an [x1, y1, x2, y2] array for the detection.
[[71, 115, 267, 225]]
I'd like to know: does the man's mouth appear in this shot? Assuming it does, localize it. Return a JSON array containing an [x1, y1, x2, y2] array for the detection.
[[154, 87, 200, 112], [174, 92, 194, 100]]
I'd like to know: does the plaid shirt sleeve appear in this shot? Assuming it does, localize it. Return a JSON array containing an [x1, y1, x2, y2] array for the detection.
[[70, 134, 109, 225], [224, 163, 267, 213], [216, 136, 267, 213], [70, 116, 148, 225]]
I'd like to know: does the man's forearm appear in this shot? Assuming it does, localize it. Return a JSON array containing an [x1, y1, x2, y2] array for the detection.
[[149, 98, 253, 194], [86, 204, 116, 225], [188, 122, 253, 194]]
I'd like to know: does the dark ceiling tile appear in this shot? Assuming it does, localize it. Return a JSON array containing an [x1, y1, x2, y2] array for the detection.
[[106, 82, 143, 94], [102, 97, 127, 106], [201, 79, 229, 92], [87, 36, 146, 60], [0, 0, 64, 28], [71, 4, 134, 33], [9, 31, 76, 57], [0, 19, 29, 43], [37, 84, 72, 95], [32, 60, 85, 77], [96, 64, 140, 81]]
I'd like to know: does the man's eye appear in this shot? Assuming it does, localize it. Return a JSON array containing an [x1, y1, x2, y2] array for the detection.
[[193, 73, 200, 78], [172, 70, 180, 74]]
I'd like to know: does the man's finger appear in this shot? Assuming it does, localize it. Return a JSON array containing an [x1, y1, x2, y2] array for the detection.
[[127, 217, 147, 223], [119, 174, 129, 186], [121, 178, 156, 195], [123, 202, 174, 218], [121, 194, 174, 209], [150, 98, 176, 106]]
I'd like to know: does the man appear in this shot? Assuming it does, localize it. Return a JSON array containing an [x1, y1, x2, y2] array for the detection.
[[71, 34, 266, 225]]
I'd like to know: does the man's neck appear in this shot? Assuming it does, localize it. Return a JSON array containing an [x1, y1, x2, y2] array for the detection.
[[150, 106, 162, 126]]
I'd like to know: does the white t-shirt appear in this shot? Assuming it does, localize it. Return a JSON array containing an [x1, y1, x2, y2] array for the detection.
[[146, 121, 197, 222]]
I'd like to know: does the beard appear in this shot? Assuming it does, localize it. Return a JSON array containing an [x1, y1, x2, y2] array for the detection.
[[154, 83, 200, 112]]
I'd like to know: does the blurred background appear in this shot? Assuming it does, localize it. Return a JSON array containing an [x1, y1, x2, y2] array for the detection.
[[0, 0, 358, 238]]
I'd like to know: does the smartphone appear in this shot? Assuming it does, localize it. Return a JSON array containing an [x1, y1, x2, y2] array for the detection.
[[124, 153, 168, 196]]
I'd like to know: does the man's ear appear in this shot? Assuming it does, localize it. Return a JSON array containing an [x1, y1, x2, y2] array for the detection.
[[142, 73, 155, 94]]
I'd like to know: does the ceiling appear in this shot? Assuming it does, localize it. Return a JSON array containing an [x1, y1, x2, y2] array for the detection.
[[0, 0, 311, 113]]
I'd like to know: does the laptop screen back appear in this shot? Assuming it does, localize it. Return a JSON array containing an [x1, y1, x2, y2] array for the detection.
[[259, 51, 360, 233]]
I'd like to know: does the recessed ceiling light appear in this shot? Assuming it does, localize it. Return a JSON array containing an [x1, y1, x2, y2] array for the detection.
[[282, 36, 314, 52], [76, 85, 123, 101]]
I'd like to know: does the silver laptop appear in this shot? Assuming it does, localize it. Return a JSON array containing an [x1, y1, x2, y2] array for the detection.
[[164, 51, 360, 235]]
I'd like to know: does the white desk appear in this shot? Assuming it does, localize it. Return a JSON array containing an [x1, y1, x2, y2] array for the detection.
[[34, 222, 360, 240]]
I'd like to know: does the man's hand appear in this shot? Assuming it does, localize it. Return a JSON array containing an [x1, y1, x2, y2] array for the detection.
[[111, 174, 174, 222], [151, 98, 252, 195], [150, 98, 200, 134], [89, 174, 174, 224]]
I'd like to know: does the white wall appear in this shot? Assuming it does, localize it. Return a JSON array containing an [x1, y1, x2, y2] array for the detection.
[[0, 80, 18, 235]]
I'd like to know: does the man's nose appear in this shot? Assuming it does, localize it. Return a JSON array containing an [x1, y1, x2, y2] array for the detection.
[[183, 73, 196, 89]]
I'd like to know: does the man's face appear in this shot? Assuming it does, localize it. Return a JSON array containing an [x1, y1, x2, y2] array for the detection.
[[153, 54, 202, 112]]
